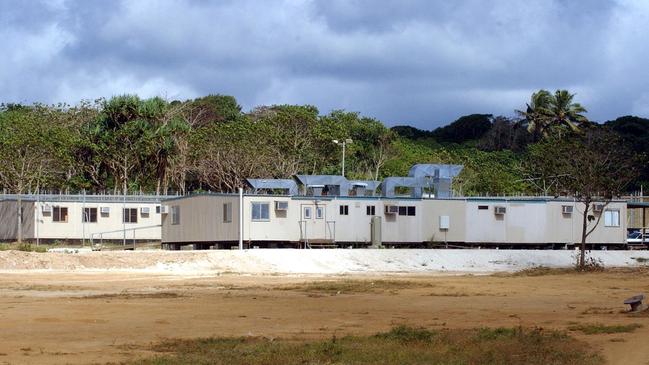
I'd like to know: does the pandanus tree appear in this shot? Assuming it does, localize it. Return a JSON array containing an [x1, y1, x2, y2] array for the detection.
[[518, 89, 589, 137]]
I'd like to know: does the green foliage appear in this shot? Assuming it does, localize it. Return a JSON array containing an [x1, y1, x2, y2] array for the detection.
[[0, 243, 47, 252], [518, 89, 589, 137], [391, 125, 434, 140], [0, 91, 643, 197], [124, 326, 602, 365], [431, 113, 493, 144], [568, 323, 642, 335], [376, 325, 437, 342], [383, 138, 529, 195], [605, 115, 649, 188]]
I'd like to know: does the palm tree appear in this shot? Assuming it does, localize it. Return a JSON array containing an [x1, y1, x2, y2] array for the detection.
[[518, 89, 589, 137]]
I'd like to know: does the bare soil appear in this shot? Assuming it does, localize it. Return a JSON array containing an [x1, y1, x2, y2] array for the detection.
[[0, 270, 648, 364]]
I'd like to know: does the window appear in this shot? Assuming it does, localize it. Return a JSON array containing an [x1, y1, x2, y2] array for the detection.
[[366, 205, 376, 216], [478, 205, 489, 210], [82, 207, 97, 223], [339, 205, 349, 215], [316, 207, 324, 219], [252, 202, 270, 221], [223, 203, 232, 223], [604, 209, 620, 227], [124, 208, 138, 223], [170, 206, 180, 225], [398, 206, 416, 216], [303, 206, 312, 219], [156, 205, 161, 214], [53, 206, 68, 222]]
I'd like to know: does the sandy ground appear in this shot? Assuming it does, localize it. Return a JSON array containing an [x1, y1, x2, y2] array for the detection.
[[0, 270, 648, 365]]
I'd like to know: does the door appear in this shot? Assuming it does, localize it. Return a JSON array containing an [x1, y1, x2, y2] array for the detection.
[[300, 204, 327, 242]]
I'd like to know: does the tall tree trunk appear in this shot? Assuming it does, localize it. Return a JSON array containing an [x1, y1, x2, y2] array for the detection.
[[17, 193, 22, 244], [580, 200, 590, 269]]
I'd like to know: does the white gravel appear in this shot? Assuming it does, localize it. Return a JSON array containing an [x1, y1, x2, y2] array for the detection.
[[1, 249, 649, 275]]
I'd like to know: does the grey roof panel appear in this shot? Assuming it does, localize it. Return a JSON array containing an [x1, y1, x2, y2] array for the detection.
[[246, 179, 299, 195]]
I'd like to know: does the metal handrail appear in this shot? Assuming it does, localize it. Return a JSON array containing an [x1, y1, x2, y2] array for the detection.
[[90, 224, 161, 248]]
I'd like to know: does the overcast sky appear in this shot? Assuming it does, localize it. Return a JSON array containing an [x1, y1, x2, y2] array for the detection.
[[1, 0, 648, 128]]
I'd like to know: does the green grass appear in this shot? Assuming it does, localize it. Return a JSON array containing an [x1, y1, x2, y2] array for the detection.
[[0, 242, 47, 252], [278, 280, 434, 294], [509, 266, 577, 276], [568, 323, 643, 335], [119, 326, 602, 365]]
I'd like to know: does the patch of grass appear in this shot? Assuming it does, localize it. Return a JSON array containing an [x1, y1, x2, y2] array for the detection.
[[581, 307, 615, 315], [83, 292, 183, 300], [568, 323, 643, 335], [507, 266, 580, 277], [375, 325, 436, 342], [279, 280, 434, 294], [119, 326, 603, 365], [425, 292, 470, 297], [0, 243, 47, 252], [508, 266, 649, 277]]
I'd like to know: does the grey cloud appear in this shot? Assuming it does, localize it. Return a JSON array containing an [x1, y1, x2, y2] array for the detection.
[[0, 0, 647, 128]]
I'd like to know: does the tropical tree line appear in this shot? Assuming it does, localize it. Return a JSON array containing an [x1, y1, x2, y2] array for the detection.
[[0, 90, 645, 200], [0, 95, 396, 195]]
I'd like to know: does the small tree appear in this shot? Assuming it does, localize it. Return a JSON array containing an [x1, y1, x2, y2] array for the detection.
[[526, 128, 639, 268]]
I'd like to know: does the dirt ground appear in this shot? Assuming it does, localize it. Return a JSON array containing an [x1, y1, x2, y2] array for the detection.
[[0, 270, 648, 365]]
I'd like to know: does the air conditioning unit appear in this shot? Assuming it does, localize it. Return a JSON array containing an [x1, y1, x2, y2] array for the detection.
[[593, 204, 604, 213], [562, 205, 573, 214], [100, 207, 110, 214], [42, 205, 52, 213], [160, 205, 169, 214], [494, 206, 507, 215], [384, 205, 399, 214], [275, 201, 288, 211], [140, 207, 150, 214]]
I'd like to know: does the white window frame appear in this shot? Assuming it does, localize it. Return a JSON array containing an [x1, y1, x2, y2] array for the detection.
[[316, 207, 324, 219], [303, 206, 312, 219], [252, 202, 270, 221], [604, 209, 620, 227]]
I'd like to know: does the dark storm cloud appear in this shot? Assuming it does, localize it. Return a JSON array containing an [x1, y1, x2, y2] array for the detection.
[[1, 0, 648, 128]]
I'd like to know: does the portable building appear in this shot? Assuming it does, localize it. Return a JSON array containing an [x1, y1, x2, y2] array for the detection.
[[161, 193, 627, 249], [0, 194, 171, 243]]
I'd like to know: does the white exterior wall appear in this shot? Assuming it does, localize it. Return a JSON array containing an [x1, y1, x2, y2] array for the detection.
[[378, 199, 423, 243], [420, 199, 467, 243], [34, 201, 162, 241], [243, 196, 302, 242], [567, 201, 627, 244], [465, 201, 549, 243], [463, 200, 627, 245], [243, 197, 432, 244], [163, 195, 628, 246]]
